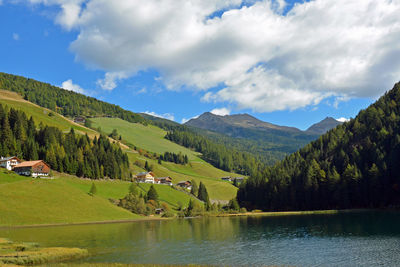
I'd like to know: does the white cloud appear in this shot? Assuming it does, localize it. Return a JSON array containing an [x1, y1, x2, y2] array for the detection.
[[96, 72, 129, 90], [61, 79, 85, 94], [25, 0, 400, 111], [143, 111, 175, 121], [336, 117, 350, 123], [12, 33, 19, 41], [210, 107, 230, 116]]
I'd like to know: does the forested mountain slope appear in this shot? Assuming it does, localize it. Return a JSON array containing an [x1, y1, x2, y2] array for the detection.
[[0, 72, 145, 123], [238, 82, 400, 211]]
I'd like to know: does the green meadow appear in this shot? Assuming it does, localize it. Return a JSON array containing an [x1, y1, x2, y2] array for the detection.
[[0, 170, 200, 226], [0, 172, 139, 226], [91, 117, 202, 160], [0, 90, 97, 137], [92, 117, 238, 201]]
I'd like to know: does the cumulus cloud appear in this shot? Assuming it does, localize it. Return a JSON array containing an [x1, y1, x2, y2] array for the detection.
[[143, 111, 175, 121], [61, 79, 85, 93], [96, 72, 129, 90], [210, 107, 230, 116], [25, 0, 400, 112]]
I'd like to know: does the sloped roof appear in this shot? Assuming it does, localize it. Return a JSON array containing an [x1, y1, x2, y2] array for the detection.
[[0, 156, 20, 162], [14, 160, 48, 168]]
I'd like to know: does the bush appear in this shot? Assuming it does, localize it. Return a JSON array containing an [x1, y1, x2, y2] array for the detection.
[[240, 207, 247, 213], [162, 211, 175, 218]]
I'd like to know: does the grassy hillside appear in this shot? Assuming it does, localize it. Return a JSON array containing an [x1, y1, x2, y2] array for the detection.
[[55, 173, 196, 210], [91, 117, 201, 161], [0, 172, 139, 226], [0, 90, 97, 137], [91, 117, 238, 201]]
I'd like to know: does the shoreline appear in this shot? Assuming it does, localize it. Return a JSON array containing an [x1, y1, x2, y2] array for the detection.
[[0, 217, 171, 229], [1, 208, 396, 229]]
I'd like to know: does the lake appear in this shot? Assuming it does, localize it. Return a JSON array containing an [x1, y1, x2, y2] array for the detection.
[[1, 211, 400, 266]]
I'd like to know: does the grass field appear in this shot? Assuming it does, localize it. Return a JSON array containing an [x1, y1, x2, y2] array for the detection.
[[127, 153, 237, 202], [0, 170, 201, 226], [91, 117, 202, 161], [0, 90, 97, 137], [0, 174, 140, 226], [54, 173, 196, 210], [91, 117, 238, 201]]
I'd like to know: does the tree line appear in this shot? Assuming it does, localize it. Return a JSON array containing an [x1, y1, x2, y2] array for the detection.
[[165, 130, 263, 176], [0, 104, 130, 179], [160, 151, 189, 165], [237, 82, 400, 211], [0, 72, 146, 123]]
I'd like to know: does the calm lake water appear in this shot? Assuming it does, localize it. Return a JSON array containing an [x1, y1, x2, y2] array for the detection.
[[1, 211, 400, 266]]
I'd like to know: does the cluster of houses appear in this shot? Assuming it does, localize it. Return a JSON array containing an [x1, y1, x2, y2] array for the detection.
[[221, 176, 245, 184], [133, 171, 192, 190], [0, 156, 50, 177]]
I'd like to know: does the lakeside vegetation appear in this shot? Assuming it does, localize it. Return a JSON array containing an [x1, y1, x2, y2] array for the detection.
[[0, 238, 88, 265]]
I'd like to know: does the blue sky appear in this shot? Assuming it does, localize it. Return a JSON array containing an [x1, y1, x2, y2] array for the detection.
[[1, 0, 398, 130]]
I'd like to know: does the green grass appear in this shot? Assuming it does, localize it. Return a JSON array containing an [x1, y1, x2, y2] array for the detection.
[[91, 117, 201, 161], [0, 238, 89, 266], [0, 90, 97, 137], [127, 153, 237, 202], [0, 174, 140, 226], [136, 183, 195, 209], [0, 169, 30, 184], [54, 174, 195, 210], [91, 117, 238, 201]]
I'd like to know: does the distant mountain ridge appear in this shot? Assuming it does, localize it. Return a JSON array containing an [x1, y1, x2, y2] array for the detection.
[[185, 112, 342, 137], [306, 117, 343, 135]]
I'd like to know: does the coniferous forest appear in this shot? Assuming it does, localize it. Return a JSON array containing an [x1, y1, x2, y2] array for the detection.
[[0, 72, 145, 123], [238, 82, 400, 211], [0, 104, 130, 179]]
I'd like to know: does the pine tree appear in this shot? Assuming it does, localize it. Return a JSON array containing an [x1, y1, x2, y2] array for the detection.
[[197, 182, 209, 203], [89, 182, 97, 196], [147, 185, 158, 201], [190, 179, 198, 196]]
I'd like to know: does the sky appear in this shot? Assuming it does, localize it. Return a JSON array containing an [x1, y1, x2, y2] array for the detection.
[[1, 0, 399, 130]]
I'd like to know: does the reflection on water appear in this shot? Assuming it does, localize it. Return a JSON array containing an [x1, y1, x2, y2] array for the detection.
[[1, 211, 400, 266]]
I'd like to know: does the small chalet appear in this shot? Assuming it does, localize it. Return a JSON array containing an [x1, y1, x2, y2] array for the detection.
[[176, 180, 192, 190], [0, 156, 21, 171], [221, 176, 232, 182], [135, 172, 155, 183], [155, 176, 173, 185], [74, 116, 86, 124], [13, 160, 50, 177]]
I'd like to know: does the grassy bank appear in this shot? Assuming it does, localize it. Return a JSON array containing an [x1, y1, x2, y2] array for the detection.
[[0, 238, 88, 266], [0, 171, 140, 226]]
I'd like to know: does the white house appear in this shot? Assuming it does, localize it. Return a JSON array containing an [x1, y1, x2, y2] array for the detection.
[[135, 172, 155, 183], [0, 156, 21, 171]]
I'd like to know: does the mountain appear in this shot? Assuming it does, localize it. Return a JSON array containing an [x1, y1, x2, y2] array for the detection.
[[185, 112, 302, 135], [238, 81, 400, 211], [306, 117, 343, 135]]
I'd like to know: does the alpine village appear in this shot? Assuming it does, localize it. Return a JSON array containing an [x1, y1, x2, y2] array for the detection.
[[2, 1, 400, 266]]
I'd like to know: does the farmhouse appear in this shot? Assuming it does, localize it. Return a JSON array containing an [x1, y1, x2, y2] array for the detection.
[[74, 116, 86, 124], [135, 172, 155, 183], [176, 180, 192, 190], [13, 160, 50, 177], [221, 176, 232, 181], [155, 176, 173, 185], [0, 156, 21, 171]]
